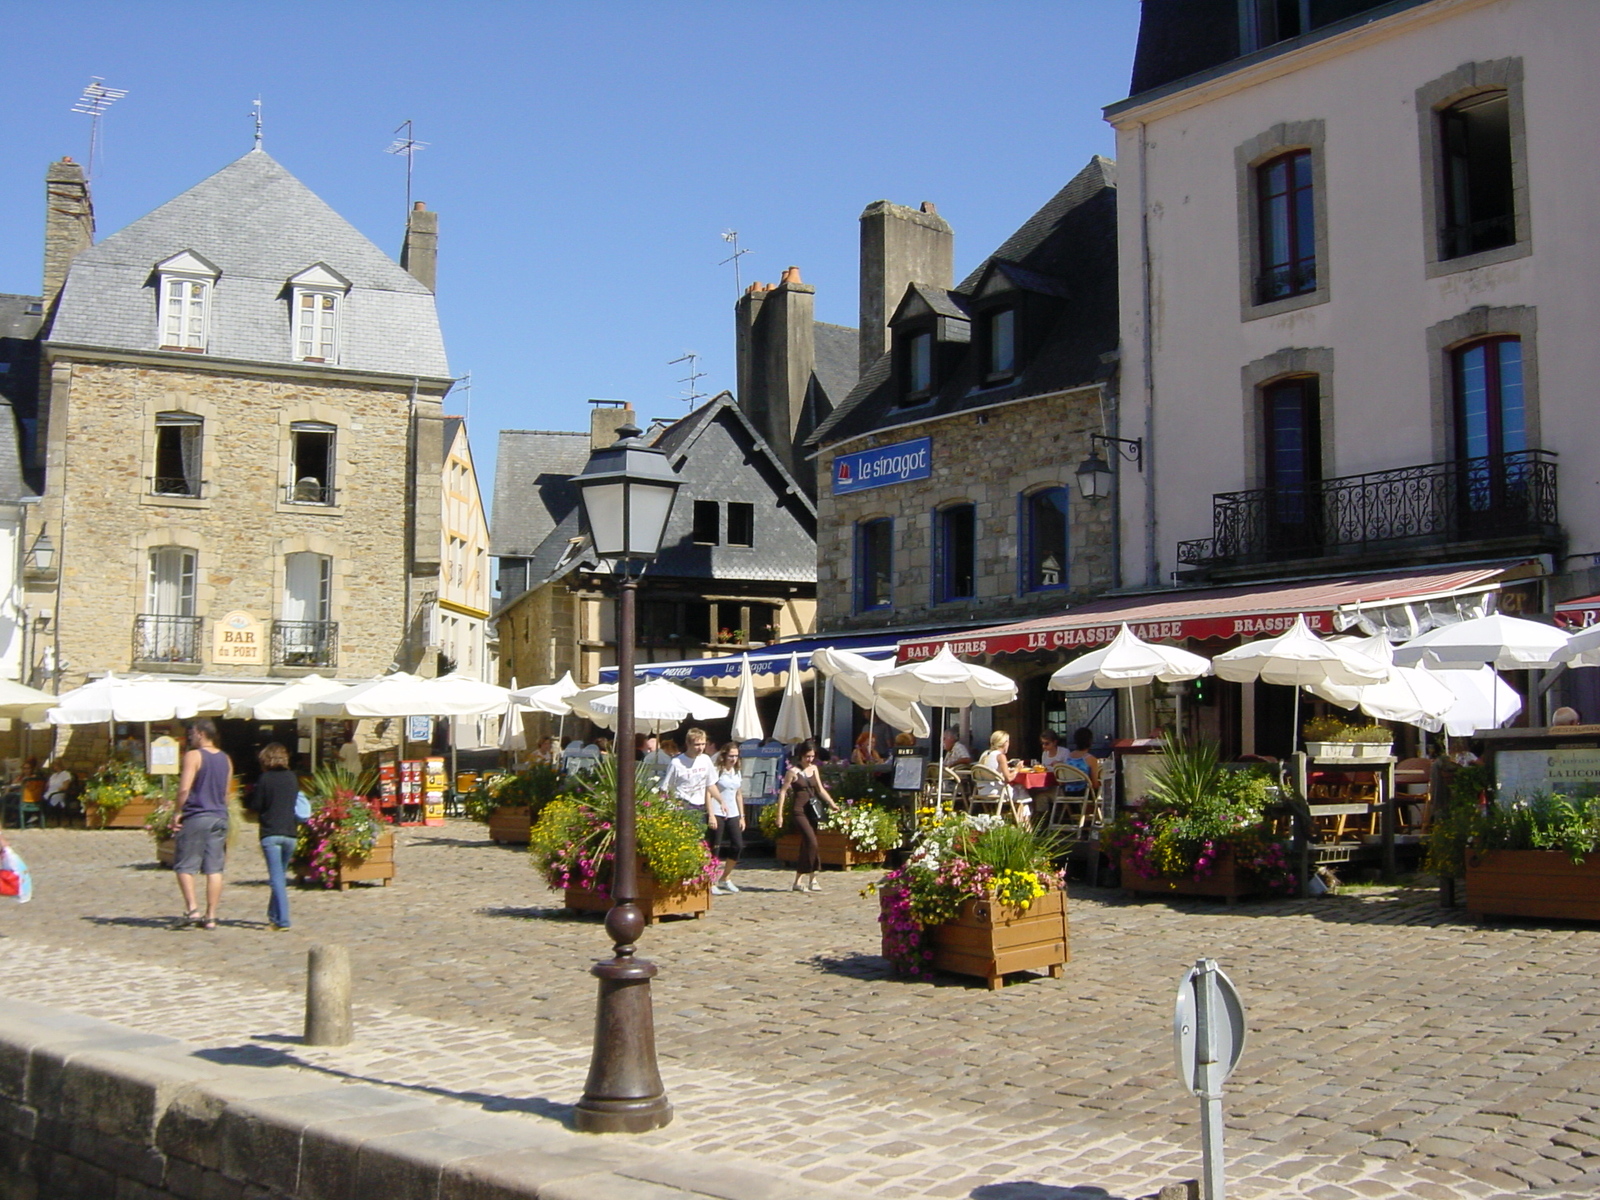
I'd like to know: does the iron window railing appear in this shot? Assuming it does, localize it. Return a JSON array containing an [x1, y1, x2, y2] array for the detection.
[[133, 614, 203, 664], [1179, 449, 1557, 568], [272, 620, 339, 668]]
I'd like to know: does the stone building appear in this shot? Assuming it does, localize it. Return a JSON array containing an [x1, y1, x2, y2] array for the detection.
[[22, 150, 455, 759], [493, 397, 818, 714], [431, 415, 495, 745], [796, 160, 1121, 747]]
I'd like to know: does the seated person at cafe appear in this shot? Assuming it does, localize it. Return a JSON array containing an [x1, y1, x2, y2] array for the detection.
[[851, 729, 884, 765], [941, 727, 973, 769], [1060, 728, 1100, 796], [1040, 731, 1070, 771]]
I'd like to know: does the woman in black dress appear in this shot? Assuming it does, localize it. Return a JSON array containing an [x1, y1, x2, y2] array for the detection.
[[775, 740, 837, 893]]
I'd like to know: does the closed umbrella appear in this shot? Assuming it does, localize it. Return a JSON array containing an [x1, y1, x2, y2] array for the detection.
[[1392, 613, 1570, 670], [1213, 617, 1387, 754], [773, 652, 812, 743], [1048, 624, 1212, 738], [731, 655, 764, 743]]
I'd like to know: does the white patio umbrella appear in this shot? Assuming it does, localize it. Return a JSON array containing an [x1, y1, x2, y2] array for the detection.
[[773, 651, 812, 743], [0, 679, 64, 723], [48, 674, 227, 725], [731, 655, 765, 743], [1392, 613, 1571, 670], [1213, 616, 1387, 753], [1555, 624, 1600, 669], [579, 677, 730, 736], [812, 646, 930, 743], [1048, 624, 1212, 738], [1419, 663, 1523, 736], [1306, 665, 1459, 730], [509, 671, 583, 749], [875, 646, 1018, 811], [225, 672, 350, 770]]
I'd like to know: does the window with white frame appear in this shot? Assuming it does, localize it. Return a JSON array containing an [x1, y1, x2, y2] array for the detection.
[[155, 251, 219, 353], [289, 422, 337, 504], [152, 412, 203, 497], [288, 264, 350, 364]]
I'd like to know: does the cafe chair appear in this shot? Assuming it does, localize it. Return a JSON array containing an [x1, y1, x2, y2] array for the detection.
[[1047, 763, 1098, 838], [969, 763, 1026, 824]]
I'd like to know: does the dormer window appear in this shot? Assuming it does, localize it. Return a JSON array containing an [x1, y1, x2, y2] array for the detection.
[[155, 250, 219, 353], [986, 308, 1016, 379], [288, 264, 350, 364], [901, 330, 934, 403]]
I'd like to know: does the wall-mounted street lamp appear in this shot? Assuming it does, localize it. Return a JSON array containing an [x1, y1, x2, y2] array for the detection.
[[1075, 434, 1144, 501], [570, 423, 681, 1134], [25, 529, 57, 580]]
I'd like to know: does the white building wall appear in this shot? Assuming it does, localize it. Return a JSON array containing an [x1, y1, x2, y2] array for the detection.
[[1110, 0, 1600, 586]]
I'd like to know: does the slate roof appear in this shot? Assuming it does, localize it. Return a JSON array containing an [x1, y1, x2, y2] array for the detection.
[[0, 294, 43, 340], [48, 150, 451, 379], [0, 395, 34, 505], [489, 429, 591, 559], [809, 156, 1118, 450], [812, 321, 859, 410]]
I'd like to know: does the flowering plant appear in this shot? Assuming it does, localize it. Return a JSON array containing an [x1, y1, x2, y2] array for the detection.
[[84, 759, 155, 825], [463, 765, 562, 823], [867, 814, 1063, 976], [1103, 737, 1295, 894], [528, 755, 716, 894], [820, 803, 901, 853], [294, 764, 384, 888]]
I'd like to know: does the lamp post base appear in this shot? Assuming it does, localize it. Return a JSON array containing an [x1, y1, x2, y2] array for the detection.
[[573, 954, 673, 1134]]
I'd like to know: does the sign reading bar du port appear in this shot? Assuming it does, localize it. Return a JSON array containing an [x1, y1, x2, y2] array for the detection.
[[212, 610, 265, 666], [833, 437, 932, 496]]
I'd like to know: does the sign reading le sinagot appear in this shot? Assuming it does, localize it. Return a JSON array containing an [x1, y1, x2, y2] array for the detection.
[[833, 437, 932, 495]]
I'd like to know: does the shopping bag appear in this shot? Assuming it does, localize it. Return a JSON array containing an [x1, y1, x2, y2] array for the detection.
[[0, 846, 33, 903]]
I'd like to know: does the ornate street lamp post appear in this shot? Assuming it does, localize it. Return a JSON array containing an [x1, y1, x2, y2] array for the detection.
[[570, 423, 682, 1134]]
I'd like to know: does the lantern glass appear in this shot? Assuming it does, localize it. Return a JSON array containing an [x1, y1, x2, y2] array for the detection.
[[1075, 452, 1113, 500], [625, 480, 677, 557], [574, 426, 682, 561], [579, 479, 629, 558]]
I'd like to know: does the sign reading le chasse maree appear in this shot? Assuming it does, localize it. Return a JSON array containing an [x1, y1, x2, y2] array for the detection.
[[833, 438, 932, 495]]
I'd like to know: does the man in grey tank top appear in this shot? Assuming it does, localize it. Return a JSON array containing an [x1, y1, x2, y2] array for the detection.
[[171, 719, 233, 930]]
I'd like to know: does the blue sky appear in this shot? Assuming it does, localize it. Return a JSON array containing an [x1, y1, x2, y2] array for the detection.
[[0, 2, 1140, 510]]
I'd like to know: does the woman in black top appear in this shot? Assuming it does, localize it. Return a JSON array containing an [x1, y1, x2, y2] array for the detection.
[[248, 744, 301, 930]]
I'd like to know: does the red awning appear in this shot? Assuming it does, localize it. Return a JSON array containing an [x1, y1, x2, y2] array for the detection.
[[1555, 594, 1600, 630], [897, 565, 1512, 661]]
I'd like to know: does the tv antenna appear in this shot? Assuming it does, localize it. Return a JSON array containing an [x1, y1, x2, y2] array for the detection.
[[70, 77, 128, 181], [385, 119, 430, 213], [719, 230, 751, 296], [669, 351, 706, 407]]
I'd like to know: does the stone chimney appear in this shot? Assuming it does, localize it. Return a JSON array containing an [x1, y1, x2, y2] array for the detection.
[[400, 201, 438, 292], [734, 268, 815, 477], [589, 401, 634, 450], [858, 200, 952, 373], [42, 157, 94, 315]]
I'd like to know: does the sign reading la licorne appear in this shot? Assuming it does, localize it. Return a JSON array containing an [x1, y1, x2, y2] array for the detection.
[[832, 437, 931, 495]]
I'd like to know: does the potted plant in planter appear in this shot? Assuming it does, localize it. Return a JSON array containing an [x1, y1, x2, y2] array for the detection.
[[1104, 738, 1296, 903], [767, 790, 901, 870], [294, 765, 392, 890], [872, 814, 1068, 990], [145, 794, 180, 866], [83, 760, 158, 829], [465, 765, 562, 845], [1432, 784, 1600, 921], [1303, 716, 1394, 760], [529, 756, 717, 923]]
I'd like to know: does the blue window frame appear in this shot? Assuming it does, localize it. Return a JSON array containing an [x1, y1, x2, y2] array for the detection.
[[1020, 487, 1070, 593], [855, 518, 893, 612], [932, 504, 976, 603]]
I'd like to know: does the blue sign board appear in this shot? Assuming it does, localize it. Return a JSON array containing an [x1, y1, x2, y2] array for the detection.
[[832, 437, 932, 495]]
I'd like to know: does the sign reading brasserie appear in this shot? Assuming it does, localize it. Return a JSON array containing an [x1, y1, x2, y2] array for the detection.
[[1496, 748, 1600, 802], [212, 610, 265, 665], [832, 437, 932, 495]]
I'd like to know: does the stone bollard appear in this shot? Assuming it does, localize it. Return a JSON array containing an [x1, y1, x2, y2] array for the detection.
[[304, 944, 353, 1046], [1154, 1183, 1199, 1200]]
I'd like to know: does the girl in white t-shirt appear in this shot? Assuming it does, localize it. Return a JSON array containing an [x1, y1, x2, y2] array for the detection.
[[709, 743, 746, 894]]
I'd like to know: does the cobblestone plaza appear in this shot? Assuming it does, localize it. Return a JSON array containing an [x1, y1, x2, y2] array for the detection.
[[3, 823, 1599, 1199]]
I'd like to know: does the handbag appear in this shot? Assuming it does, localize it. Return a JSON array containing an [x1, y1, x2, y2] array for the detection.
[[294, 791, 312, 822], [805, 796, 825, 825]]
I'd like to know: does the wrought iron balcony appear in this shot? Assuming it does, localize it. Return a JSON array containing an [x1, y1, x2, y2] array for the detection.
[[1178, 450, 1558, 570], [134, 614, 203, 664], [272, 620, 339, 668]]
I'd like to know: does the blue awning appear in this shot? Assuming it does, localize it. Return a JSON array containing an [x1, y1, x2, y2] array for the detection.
[[600, 633, 900, 683]]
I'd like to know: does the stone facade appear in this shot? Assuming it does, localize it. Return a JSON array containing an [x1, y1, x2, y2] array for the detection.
[[29, 359, 434, 690], [815, 386, 1114, 633]]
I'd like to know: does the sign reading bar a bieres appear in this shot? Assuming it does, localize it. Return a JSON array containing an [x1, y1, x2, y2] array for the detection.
[[212, 610, 265, 665], [833, 437, 932, 495], [899, 611, 1336, 661]]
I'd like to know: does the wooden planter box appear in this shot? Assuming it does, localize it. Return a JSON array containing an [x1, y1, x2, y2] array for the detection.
[[1466, 850, 1600, 921], [563, 862, 711, 924], [884, 887, 1069, 991], [295, 831, 396, 890], [87, 799, 158, 829], [487, 806, 532, 845], [156, 837, 174, 868], [774, 831, 886, 870], [1120, 848, 1264, 904]]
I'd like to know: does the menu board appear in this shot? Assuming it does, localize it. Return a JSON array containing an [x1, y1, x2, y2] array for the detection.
[[1496, 748, 1600, 802]]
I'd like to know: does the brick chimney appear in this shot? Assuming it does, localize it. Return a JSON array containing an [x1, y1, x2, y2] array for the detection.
[[42, 157, 94, 315], [734, 268, 815, 477], [589, 401, 634, 450], [858, 200, 952, 373], [400, 200, 438, 292]]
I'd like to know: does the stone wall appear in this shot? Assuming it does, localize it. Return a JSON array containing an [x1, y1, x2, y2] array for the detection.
[[814, 385, 1115, 632], [32, 360, 433, 690]]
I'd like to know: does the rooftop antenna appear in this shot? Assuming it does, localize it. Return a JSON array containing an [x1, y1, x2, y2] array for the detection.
[[385, 119, 429, 213], [457, 370, 472, 425], [252, 96, 263, 149], [70, 77, 128, 181], [669, 351, 706, 407], [719, 230, 751, 296]]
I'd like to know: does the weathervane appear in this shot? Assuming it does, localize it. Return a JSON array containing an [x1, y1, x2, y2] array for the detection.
[[385, 119, 430, 214], [719, 230, 751, 296], [252, 97, 263, 149], [70, 77, 128, 180]]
